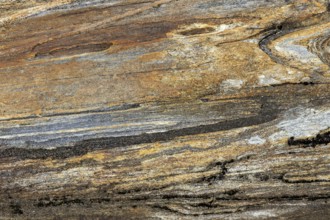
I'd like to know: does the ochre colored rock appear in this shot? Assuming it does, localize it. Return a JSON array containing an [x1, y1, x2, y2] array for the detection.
[[0, 0, 330, 219]]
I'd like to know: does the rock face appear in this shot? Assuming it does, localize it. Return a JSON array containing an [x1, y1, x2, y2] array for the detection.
[[0, 0, 330, 219]]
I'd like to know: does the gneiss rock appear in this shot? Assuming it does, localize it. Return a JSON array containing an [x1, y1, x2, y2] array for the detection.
[[0, 0, 330, 219]]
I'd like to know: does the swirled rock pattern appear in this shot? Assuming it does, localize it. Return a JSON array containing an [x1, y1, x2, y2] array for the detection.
[[1, 0, 330, 219]]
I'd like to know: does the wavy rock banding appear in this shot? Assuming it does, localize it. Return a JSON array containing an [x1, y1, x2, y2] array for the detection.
[[1, 0, 330, 219]]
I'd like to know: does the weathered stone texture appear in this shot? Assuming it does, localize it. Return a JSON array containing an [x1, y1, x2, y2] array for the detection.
[[0, 0, 330, 219]]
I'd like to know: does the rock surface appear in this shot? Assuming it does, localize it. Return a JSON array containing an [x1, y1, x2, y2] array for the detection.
[[0, 0, 330, 219]]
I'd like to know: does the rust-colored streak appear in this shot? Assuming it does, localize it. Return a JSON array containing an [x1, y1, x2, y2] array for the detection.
[[2, 21, 177, 64]]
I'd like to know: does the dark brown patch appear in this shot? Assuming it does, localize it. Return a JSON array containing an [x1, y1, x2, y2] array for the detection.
[[178, 27, 215, 36], [9, 202, 23, 215]]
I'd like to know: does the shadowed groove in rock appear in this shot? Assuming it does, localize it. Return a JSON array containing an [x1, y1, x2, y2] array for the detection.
[[34, 42, 113, 58], [288, 130, 330, 148]]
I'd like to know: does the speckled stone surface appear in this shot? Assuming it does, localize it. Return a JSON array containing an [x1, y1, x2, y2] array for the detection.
[[0, 0, 330, 219]]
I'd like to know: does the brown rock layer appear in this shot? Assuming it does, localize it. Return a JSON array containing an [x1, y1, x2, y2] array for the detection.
[[0, 0, 330, 219]]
